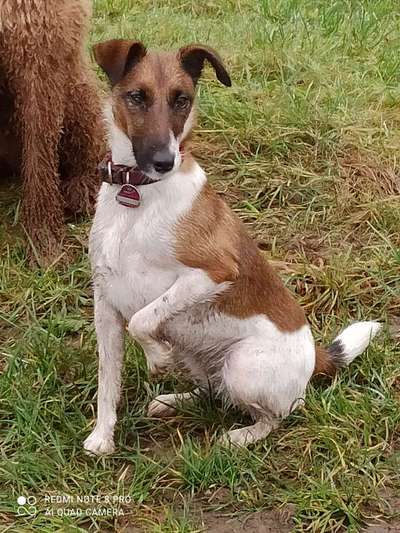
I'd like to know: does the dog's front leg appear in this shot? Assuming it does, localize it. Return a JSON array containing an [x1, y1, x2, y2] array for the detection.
[[84, 291, 124, 455], [128, 269, 229, 374]]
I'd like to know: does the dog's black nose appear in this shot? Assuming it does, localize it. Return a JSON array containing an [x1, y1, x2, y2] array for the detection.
[[152, 150, 175, 174]]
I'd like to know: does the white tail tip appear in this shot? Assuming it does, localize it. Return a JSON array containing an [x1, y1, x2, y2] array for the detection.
[[332, 321, 381, 365]]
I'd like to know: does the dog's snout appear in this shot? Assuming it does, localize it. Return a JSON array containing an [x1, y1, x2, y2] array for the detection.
[[152, 149, 175, 174]]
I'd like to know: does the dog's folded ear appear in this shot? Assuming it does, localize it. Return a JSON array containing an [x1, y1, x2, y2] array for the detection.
[[93, 39, 147, 86], [178, 44, 231, 87]]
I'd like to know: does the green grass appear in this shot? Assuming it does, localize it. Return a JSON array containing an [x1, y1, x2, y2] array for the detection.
[[1, 0, 400, 531]]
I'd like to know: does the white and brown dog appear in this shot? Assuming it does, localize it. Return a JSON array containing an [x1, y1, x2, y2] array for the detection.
[[84, 39, 380, 454]]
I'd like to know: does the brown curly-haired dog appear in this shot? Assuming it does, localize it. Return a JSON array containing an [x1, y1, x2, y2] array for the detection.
[[0, 0, 105, 263]]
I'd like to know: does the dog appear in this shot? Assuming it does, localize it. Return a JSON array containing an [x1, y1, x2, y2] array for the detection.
[[0, 0, 105, 263], [84, 38, 381, 454]]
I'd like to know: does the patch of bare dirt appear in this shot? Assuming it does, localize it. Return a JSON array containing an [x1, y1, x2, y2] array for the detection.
[[198, 508, 295, 533], [362, 523, 400, 533], [117, 500, 295, 532], [363, 490, 400, 533], [340, 151, 400, 197]]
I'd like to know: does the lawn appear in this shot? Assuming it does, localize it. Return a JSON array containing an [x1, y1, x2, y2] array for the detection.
[[1, 0, 399, 531]]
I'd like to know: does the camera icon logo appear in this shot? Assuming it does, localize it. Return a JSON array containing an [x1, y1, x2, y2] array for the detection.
[[17, 495, 37, 516]]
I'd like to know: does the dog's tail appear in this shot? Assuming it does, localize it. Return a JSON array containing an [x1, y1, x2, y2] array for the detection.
[[314, 321, 381, 377]]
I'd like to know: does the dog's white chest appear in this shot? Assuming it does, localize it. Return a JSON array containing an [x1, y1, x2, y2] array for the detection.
[[89, 166, 206, 320]]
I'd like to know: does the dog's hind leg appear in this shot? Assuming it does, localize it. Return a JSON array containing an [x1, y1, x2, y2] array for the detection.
[[84, 290, 124, 455], [147, 389, 201, 418], [219, 328, 314, 447]]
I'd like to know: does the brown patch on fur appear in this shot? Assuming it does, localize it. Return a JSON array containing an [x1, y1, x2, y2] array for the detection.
[[313, 345, 336, 377], [113, 50, 196, 169], [94, 39, 146, 87], [175, 183, 240, 284], [94, 40, 229, 174], [175, 184, 307, 332], [178, 44, 231, 87], [0, 0, 105, 264]]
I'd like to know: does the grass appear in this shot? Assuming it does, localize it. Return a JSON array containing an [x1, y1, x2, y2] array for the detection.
[[1, 0, 400, 531]]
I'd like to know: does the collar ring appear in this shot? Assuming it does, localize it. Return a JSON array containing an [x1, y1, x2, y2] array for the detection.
[[107, 161, 113, 184]]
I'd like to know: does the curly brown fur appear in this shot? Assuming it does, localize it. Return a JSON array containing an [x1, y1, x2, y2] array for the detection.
[[0, 0, 105, 264]]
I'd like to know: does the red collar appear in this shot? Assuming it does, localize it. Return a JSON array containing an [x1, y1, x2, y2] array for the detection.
[[98, 152, 156, 187], [97, 149, 185, 208]]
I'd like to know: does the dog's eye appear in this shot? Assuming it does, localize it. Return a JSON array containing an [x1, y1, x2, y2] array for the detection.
[[126, 90, 146, 106], [174, 94, 190, 110]]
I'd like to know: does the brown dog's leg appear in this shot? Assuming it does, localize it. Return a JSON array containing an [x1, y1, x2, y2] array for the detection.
[[13, 70, 65, 265], [61, 71, 105, 217]]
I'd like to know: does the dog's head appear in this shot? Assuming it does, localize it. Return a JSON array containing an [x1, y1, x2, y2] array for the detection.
[[94, 39, 231, 179]]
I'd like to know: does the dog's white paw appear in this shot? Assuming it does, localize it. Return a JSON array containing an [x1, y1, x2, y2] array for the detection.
[[127, 313, 173, 375], [218, 427, 256, 447], [147, 394, 178, 418], [84, 429, 115, 455], [219, 421, 275, 447], [218, 429, 246, 447], [144, 342, 173, 376]]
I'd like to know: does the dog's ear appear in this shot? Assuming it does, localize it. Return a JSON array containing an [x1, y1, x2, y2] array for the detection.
[[93, 39, 147, 86], [178, 44, 231, 87]]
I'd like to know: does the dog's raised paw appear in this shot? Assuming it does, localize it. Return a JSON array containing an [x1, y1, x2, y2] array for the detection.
[[147, 394, 178, 418], [83, 430, 115, 455]]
